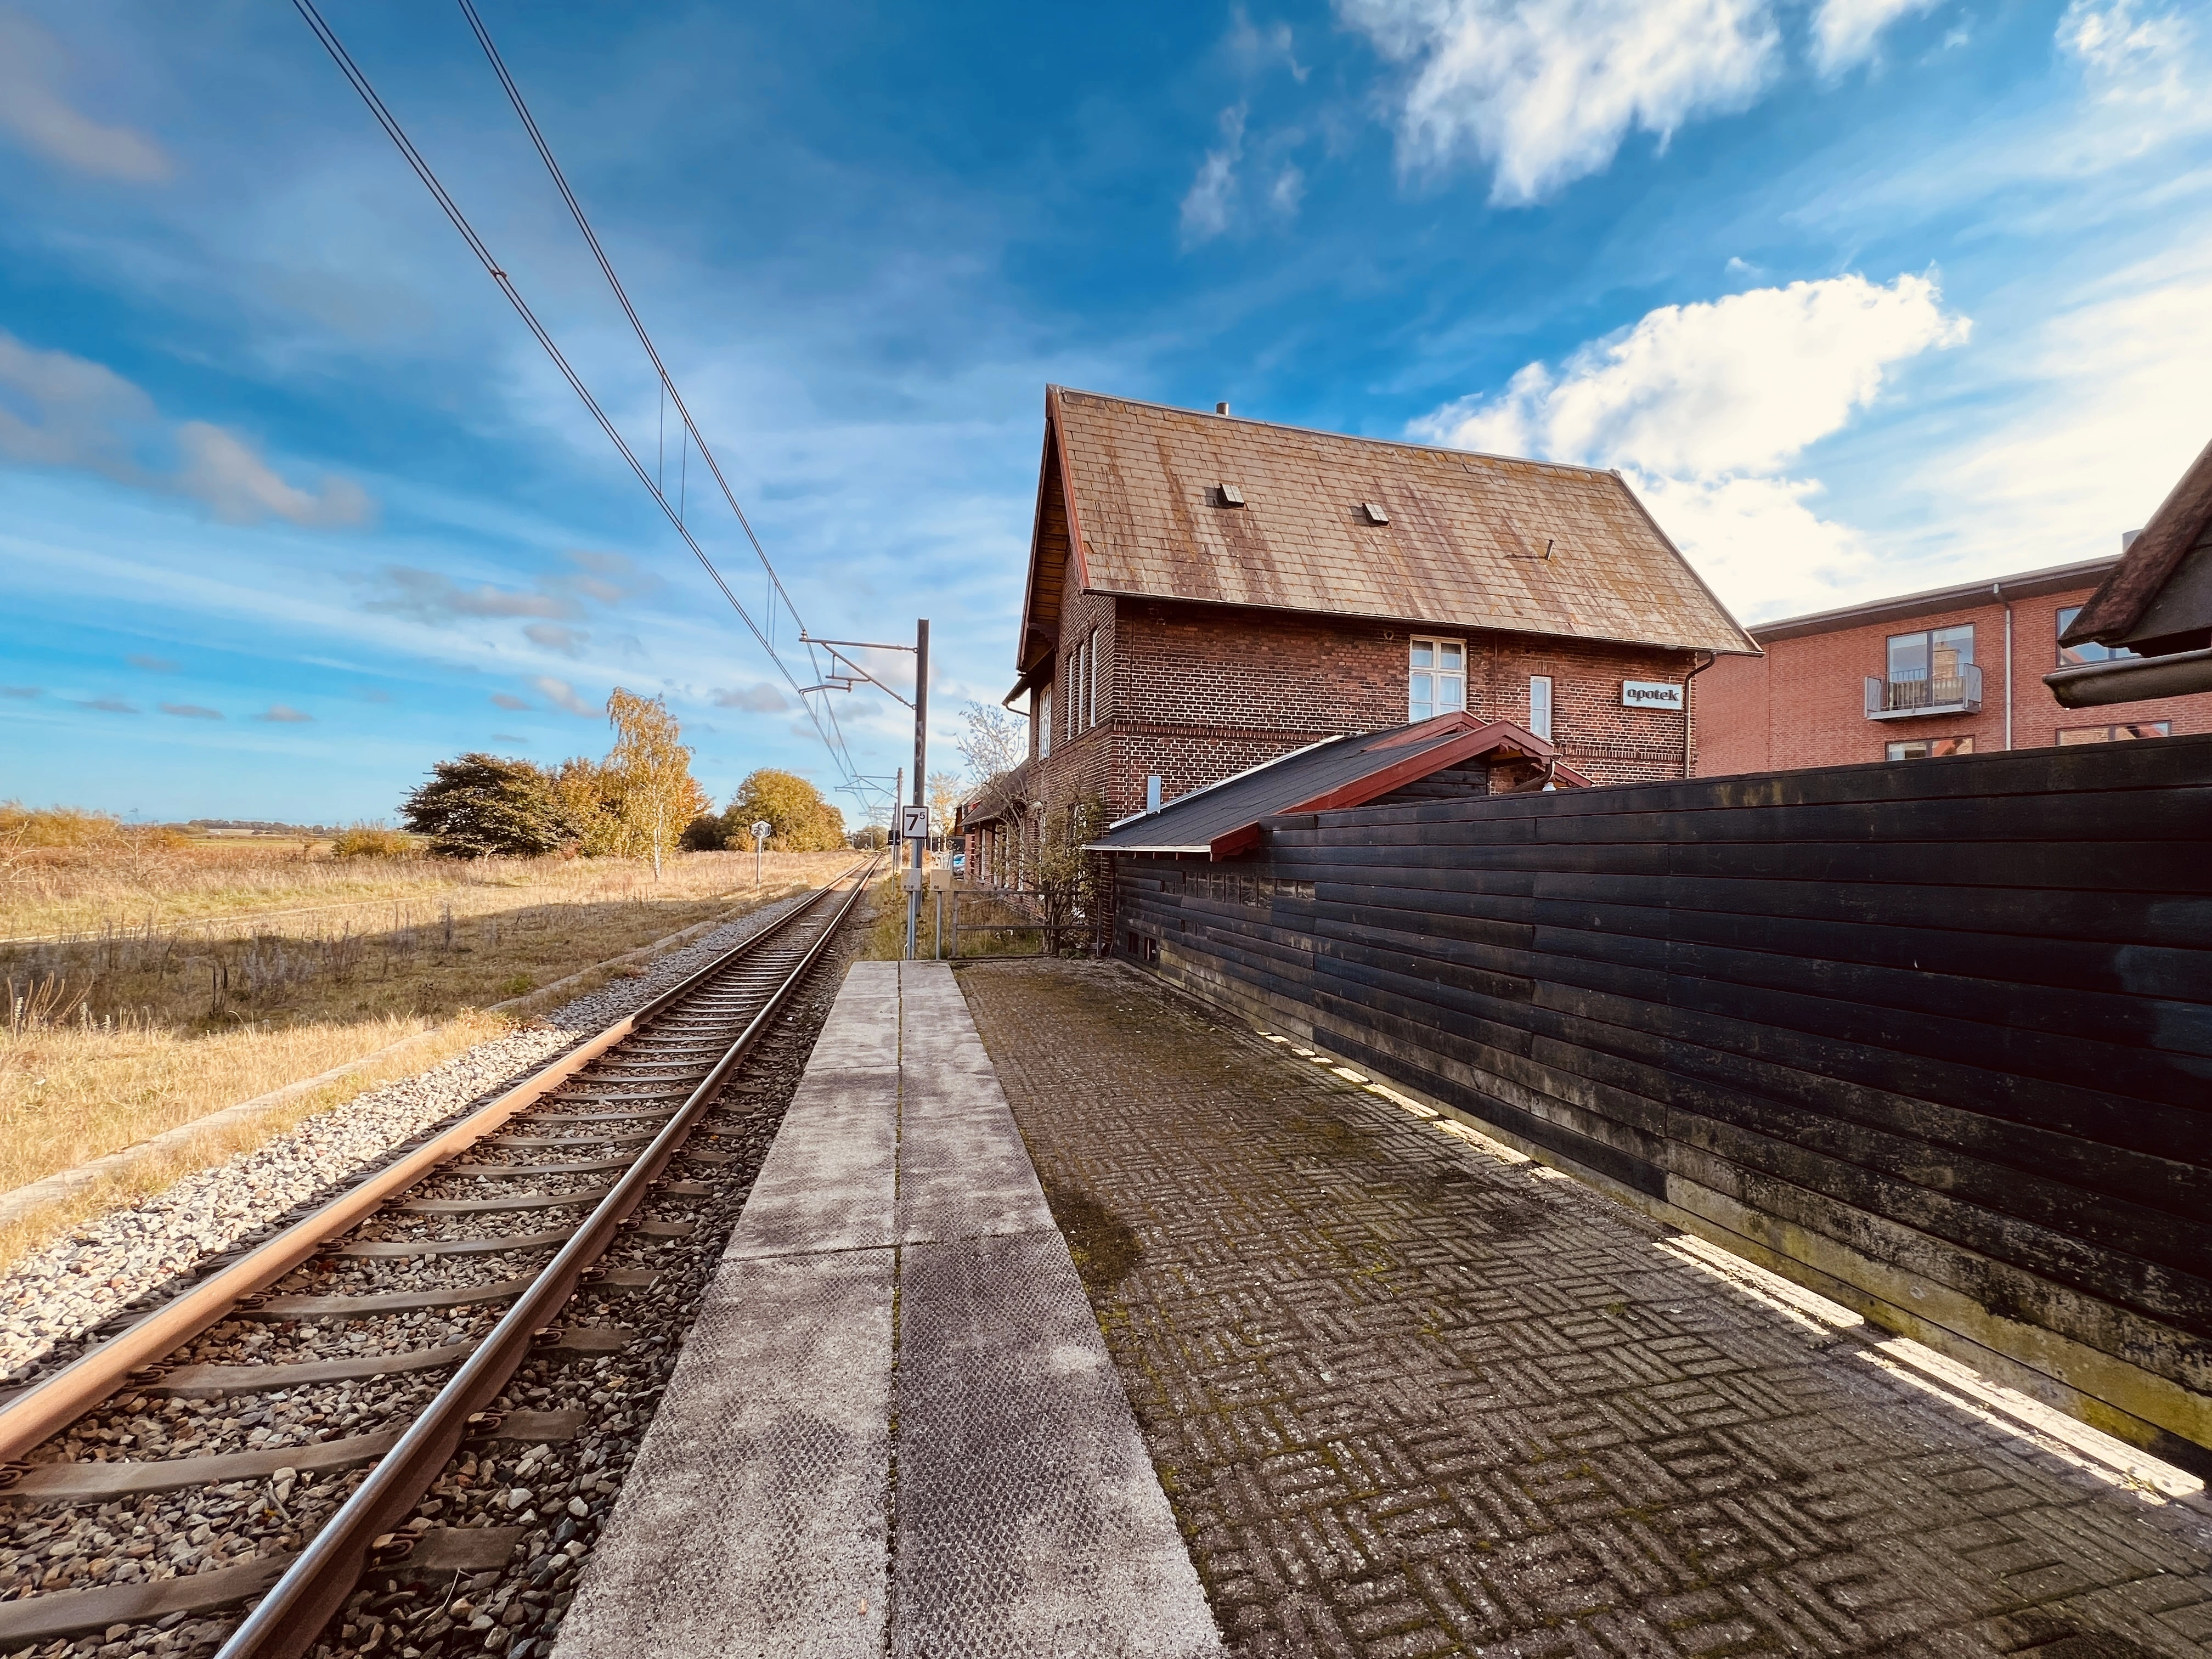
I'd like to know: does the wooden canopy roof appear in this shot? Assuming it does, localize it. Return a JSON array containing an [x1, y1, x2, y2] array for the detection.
[[1086, 712, 1589, 861]]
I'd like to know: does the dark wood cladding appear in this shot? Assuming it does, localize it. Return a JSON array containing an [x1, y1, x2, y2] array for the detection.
[[1113, 735, 2212, 1466]]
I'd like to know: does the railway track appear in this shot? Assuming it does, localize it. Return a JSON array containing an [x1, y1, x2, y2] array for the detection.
[[0, 860, 879, 1659]]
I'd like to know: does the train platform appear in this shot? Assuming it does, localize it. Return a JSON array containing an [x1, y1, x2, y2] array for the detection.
[[550, 960, 1222, 1659], [958, 960, 2212, 1659]]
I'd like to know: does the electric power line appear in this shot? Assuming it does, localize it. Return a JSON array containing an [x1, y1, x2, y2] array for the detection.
[[453, 0, 877, 805], [290, 0, 886, 811]]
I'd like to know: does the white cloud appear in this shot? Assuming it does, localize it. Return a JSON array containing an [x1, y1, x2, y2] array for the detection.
[[1337, 0, 1779, 204], [1269, 165, 1306, 217], [545, 549, 661, 607], [1228, 8, 1309, 81], [1627, 472, 1878, 616], [713, 683, 789, 712], [0, 12, 172, 183], [1181, 105, 1246, 245], [524, 622, 590, 657], [1413, 272, 1970, 616], [2059, 0, 2197, 116], [1918, 242, 2212, 573], [0, 330, 371, 526], [159, 702, 222, 720], [0, 330, 154, 478], [366, 568, 575, 624], [173, 421, 372, 527], [253, 704, 313, 724], [490, 692, 533, 711], [1415, 273, 1967, 473], [1809, 0, 1941, 76], [531, 676, 599, 717]]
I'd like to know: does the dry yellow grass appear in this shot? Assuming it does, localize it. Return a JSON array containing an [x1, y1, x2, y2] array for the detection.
[[2, 836, 834, 944], [0, 845, 857, 1266], [0, 1011, 505, 1271]]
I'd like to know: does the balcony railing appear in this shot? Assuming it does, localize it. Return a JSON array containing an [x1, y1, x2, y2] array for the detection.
[[1866, 662, 1982, 720]]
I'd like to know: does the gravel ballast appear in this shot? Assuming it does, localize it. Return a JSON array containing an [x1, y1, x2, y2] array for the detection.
[[0, 890, 816, 1389]]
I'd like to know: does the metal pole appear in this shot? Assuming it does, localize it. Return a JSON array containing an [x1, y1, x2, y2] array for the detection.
[[905, 619, 929, 960]]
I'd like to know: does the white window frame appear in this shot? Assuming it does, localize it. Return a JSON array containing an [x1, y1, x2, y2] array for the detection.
[[1528, 675, 1553, 741], [1087, 628, 1100, 728], [1039, 685, 1052, 758], [1409, 636, 1467, 722]]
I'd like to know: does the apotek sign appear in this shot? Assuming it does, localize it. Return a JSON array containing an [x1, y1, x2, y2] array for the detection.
[[1621, 680, 1685, 711]]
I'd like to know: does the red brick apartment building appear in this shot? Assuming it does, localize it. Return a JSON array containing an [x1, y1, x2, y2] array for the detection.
[[962, 387, 1757, 878], [1699, 554, 2212, 775]]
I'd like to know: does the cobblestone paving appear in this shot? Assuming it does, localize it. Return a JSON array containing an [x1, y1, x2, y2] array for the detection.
[[957, 960, 2212, 1659]]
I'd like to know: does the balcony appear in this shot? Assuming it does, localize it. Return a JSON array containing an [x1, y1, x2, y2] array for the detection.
[[1866, 663, 1982, 720]]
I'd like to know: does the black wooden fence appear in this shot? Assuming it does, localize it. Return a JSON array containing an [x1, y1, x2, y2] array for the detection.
[[1113, 735, 2212, 1470]]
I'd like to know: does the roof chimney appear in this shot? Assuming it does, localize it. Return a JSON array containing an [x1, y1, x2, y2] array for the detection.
[[1215, 401, 1231, 415], [2121, 528, 2143, 551]]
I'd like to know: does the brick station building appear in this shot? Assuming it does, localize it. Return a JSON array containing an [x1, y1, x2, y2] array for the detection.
[[1697, 552, 2212, 776], [961, 387, 1757, 883]]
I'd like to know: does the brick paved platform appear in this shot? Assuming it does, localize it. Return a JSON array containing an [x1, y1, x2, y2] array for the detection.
[[552, 961, 1221, 1659], [959, 959, 2212, 1659]]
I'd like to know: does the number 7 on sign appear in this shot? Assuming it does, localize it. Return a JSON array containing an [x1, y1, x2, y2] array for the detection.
[[900, 804, 930, 842]]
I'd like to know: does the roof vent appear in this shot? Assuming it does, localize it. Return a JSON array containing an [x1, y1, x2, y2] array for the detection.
[[1215, 401, 1231, 415], [1216, 483, 1245, 507], [1361, 502, 1390, 526]]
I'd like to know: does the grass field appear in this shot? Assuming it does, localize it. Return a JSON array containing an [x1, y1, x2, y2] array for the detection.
[[0, 839, 858, 1263]]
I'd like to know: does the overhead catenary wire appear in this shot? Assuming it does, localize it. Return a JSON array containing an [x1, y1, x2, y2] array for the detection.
[[452, 0, 873, 799], [289, 0, 878, 806]]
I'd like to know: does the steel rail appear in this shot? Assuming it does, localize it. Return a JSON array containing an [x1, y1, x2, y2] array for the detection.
[[0, 864, 861, 1469], [213, 859, 877, 1658]]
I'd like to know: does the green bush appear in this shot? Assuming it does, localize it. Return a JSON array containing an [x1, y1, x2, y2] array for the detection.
[[399, 754, 579, 859]]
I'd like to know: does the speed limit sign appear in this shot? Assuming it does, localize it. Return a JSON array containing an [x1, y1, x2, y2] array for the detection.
[[899, 804, 930, 840]]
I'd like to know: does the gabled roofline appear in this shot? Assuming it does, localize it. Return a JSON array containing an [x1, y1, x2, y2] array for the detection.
[[1048, 383, 1624, 483], [1608, 472, 1760, 657], [2062, 435, 2212, 645], [1038, 385, 1758, 657], [1012, 388, 1094, 674], [1748, 556, 2121, 643]]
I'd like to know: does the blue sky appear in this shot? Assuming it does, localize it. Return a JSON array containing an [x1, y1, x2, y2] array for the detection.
[[3, 0, 2208, 823]]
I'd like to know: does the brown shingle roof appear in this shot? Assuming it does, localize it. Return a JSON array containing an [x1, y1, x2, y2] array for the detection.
[[1023, 386, 1757, 668]]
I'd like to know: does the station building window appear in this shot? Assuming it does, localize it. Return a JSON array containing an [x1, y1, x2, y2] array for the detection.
[[2058, 721, 2170, 744], [1038, 686, 1052, 758], [1409, 637, 1465, 721], [1886, 736, 1973, 760], [1528, 675, 1553, 742], [2056, 607, 2137, 665]]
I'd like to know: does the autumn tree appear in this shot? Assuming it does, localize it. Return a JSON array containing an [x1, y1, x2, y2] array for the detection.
[[549, 756, 625, 857], [926, 769, 963, 842], [725, 769, 847, 851], [399, 754, 577, 858], [602, 689, 710, 879]]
